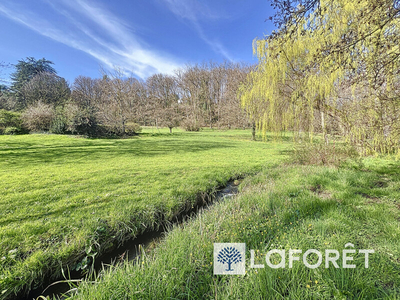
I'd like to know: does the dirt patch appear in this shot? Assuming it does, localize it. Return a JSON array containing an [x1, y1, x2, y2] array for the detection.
[[309, 185, 332, 200], [318, 190, 332, 200], [309, 184, 322, 193]]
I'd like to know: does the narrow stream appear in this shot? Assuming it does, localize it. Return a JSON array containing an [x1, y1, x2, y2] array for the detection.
[[24, 180, 240, 300]]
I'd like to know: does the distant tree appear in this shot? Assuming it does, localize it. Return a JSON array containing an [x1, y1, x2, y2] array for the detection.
[[98, 68, 142, 135], [175, 63, 220, 130], [20, 72, 70, 107], [162, 104, 182, 133], [175, 62, 252, 131], [69, 76, 103, 135], [72, 76, 102, 110], [11, 57, 56, 92], [146, 73, 181, 132], [10, 57, 57, 109], [217, 63, 252, 130]]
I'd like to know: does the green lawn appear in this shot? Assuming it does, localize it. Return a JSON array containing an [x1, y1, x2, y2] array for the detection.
[[0, 129, 288, 299], [72, 158, 400, 300]]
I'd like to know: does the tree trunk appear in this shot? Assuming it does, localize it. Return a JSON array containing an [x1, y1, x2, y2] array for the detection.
[[122, 119, 126, 135], [321, 110, 328, 145], [209, 105, 213, 129], [252, 122, 256, 141]]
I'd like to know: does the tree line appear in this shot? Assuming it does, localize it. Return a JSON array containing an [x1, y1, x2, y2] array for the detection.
[[0, 58, 253, 136]]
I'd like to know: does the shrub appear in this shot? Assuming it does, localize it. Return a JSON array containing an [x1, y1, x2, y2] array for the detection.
[[124, 123, 142, 136], [181, 119, 200, 132], [22, 102, 55, 132], [0, 109, 27, 134], [0, 109, 23, 128], [292, 141, 362, 167], [3, 126, 23, 135], [50, 114, 66, 134], [64, 103, 99, 136], [50, 106, 67, 134]]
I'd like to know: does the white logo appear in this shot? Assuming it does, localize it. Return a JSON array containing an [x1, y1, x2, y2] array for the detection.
[[213, 242, 374, 275]]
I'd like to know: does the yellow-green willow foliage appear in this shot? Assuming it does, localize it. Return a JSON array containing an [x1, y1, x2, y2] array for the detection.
[[241, 0, 400, 154]]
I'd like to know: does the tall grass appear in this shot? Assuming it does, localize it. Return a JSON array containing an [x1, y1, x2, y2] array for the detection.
[[73, 159, 400, 299]]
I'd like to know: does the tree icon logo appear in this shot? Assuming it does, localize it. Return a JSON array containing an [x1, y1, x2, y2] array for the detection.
[[217, 246, 242, 271], [214, 243, 245, 275]]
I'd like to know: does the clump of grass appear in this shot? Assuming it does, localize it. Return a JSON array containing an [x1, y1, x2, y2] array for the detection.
[[292, 141, 362, 167], [72, 159, 400, 299]]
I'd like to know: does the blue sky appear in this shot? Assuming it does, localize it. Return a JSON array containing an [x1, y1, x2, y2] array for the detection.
[[0, 0, 276, 84]]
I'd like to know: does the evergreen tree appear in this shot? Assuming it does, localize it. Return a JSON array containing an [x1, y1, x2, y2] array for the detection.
[[10, 57, 56, 108]]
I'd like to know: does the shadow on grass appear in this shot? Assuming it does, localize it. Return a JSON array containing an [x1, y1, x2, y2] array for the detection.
[[368, 161, 400, 177], [0, 137, 235, 165]]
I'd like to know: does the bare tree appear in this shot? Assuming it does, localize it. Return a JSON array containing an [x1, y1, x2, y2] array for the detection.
[[72, 76, 102, 109], [97, 68, 142, 135], [19, 72, 70, 107], [218, 63, 252, 130], [146, 73, 181, 132]]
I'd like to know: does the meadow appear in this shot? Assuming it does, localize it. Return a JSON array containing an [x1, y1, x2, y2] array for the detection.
[[72, 157, 400, 299], [0, 129, 289, 299]]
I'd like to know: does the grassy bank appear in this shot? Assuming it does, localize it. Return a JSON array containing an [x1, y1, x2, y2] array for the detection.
[[0, 129, 288, 299], [73, 158, 400, 299]]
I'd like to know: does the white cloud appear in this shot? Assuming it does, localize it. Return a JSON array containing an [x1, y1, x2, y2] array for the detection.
[[0, 0, 182, 79], [162, 0, 235, 62], [163, 0, 227, 22]]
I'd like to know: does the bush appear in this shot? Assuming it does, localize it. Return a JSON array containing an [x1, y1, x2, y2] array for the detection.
[[292, 142, 362, 167], [50, 106, 67, 134], [0, 109, 27, 134], [181, 119, 200, 132], [0, 109, 23, 128], [124, 123, 142, 136], [3, 126, 23, 135], [22, 102, 55, 132], [50, 115, 67, 134], [64, 103, 99, 136]]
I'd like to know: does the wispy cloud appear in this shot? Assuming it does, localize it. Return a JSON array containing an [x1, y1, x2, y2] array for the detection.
[[0, 0, 182, 79], [162, 0, 235, 62], [163, 0, 220, 21]]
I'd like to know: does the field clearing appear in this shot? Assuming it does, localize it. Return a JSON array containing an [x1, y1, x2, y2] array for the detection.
[[0, 129, 289, 299]]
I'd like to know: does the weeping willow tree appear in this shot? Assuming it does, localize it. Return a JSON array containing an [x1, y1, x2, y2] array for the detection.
[[241, 0, 400, 154]]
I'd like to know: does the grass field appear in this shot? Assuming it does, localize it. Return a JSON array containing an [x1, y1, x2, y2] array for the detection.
[[0, 129, 289, 299], [72, 158, 400, 299]]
